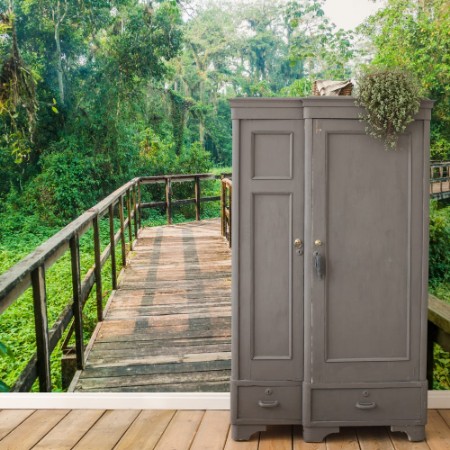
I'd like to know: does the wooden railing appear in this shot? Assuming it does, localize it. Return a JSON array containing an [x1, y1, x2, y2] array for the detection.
[[428, 295, 450, 388], [221, 177, 232, 247], [0, 173, 229, 392], [430, 161, 450, 200], [0, 179, 140, 391]]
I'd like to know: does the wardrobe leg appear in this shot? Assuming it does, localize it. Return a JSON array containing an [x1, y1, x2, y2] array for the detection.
[[231, 424, 266, 441], [390, 425, 426, 442], [302, 426, 340, 442]]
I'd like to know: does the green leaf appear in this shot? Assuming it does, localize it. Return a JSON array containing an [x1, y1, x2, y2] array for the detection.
[[52, 98, 57, 105], [0, 342, 12, 358], [52, 106, 59, 114], [0, 381, 9, 392]]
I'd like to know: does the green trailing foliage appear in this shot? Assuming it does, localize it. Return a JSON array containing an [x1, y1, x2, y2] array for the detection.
[[355, 67, 421, 150]]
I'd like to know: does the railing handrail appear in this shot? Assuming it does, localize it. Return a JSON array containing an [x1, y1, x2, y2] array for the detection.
[[0, 178, 140, 314]]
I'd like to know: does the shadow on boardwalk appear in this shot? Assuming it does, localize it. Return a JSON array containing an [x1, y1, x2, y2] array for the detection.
[[73, 219, 231, 392]]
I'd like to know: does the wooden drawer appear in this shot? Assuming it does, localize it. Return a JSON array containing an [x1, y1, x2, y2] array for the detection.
[[310, 387, 425, 424], [236, 385, 302, 423]]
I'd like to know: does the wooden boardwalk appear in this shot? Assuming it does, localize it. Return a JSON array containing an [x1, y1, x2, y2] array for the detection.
[[73, 219, 231, 392], [1, 409, 450, 450]]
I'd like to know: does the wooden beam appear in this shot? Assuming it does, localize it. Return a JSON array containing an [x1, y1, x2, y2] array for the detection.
[[70, 235, 85, 370], [109, 205, 118, 290], [119, 196, 127, 267], [166, 178, 172, 225], [93, 216, 103, 322], [31, 265, 51, 392], [195, 176, 201, 221]]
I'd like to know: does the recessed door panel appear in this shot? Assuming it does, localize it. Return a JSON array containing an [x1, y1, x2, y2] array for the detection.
[[308, 119, 424, 383], [253, 193, 292, 359]]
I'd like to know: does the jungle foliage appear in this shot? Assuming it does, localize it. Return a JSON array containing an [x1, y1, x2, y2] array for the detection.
[[0, 0, 450, 390]]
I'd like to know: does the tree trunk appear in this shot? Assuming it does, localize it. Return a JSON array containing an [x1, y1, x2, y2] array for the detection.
[[55, 21, 65, 105]]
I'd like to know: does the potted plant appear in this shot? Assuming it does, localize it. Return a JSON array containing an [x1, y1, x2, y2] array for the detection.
[[355, 67, 422, 150]]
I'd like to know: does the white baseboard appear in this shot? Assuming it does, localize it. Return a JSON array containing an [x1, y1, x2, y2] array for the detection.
[[0, 393, 230, 410], [0, 391, 449, 410]]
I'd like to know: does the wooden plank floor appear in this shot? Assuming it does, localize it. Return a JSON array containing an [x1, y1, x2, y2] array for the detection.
[[0, 409, 449, 450], [74, 219, 231, 392]]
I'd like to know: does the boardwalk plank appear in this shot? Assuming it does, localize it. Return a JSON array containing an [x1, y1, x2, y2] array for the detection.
[[0, 410, 69, 450], [74, 219, 231, 392], [33, 410, 105, 450]]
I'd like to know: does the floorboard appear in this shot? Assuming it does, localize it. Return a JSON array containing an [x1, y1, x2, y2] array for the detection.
[[0, 410, 449, 450]]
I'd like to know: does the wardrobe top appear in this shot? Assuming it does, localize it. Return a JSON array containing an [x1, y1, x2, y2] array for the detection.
[[229, 97, 433, 121]]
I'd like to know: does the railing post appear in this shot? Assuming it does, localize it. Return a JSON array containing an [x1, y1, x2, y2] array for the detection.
[[228, 183, 232, 247], [119, 195, 127, 267], [133, 184, 138, 239], [31, 265, 52, 392], [220, 178, 226, 237], [137, 181, 142, 230], [427, 322, 438, 390], [195, 176, 201, 221], [93, 216, 103, 322], [70, 234, 85, 370], [109, 204, 118, 290], [126, 189, 133, 250], [165, 177, 172, 225]]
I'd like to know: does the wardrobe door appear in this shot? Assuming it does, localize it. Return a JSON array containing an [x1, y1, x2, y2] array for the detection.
[[307, 118, 426, 384], [238, 119, 304, 382]]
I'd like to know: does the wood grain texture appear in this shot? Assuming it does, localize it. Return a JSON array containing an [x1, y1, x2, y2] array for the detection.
[[74, 219, 231, 392], [33, 410, 105, 450], [0, 410, 69, 450], [114, 410, 175, 450], [258, 426, 292, 450], [425, 410, 450, 450], [223, 427, 260, 450], [154, 410, 204, 450], [0, 410, 34, 441], [0, 410, 448, 449], [325, 427, 360, 450], [190, 411, 230, 450], [357, 427, 395, 450], [72, 410, 139, 450]]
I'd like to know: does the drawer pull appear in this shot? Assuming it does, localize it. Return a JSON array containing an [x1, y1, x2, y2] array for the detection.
[[355, 401, 377, 410], [258, 400, 280, 409]]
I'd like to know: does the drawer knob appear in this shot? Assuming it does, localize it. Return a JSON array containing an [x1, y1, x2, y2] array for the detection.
[[258, 400, 280, 409], [355, 401, 377, 410]]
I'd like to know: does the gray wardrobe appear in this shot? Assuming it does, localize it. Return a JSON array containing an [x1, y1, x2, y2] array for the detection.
[[229, 97, 433, 442]]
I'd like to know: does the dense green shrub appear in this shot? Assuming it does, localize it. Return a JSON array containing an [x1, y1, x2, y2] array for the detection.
[[429, 201, 450, 284]]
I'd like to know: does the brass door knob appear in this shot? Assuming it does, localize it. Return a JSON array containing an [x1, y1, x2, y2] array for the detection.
[[314, 240, 323, 246], [294, 239, 303, 248]]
